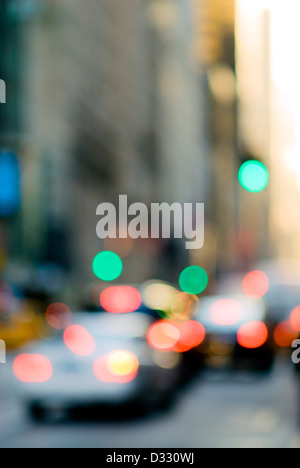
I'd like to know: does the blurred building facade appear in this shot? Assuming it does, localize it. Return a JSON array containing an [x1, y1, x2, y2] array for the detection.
[[1, 0, 212, 290], [192, 0, 237, 278], [0, 0, 35, 270]]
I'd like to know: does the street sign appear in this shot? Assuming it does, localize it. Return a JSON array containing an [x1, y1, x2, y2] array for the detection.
[[0, 151, 20, 217]]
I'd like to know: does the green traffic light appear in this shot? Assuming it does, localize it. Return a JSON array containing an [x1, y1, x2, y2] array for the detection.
[[93, 251, 123, 281], [238, 161, 269, 193]]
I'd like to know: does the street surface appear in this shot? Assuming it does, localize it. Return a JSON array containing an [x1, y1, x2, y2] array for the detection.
[[0, 356, 299, 448]]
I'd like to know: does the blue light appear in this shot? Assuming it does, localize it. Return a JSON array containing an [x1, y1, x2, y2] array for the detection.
[[0, 152, 20, 217]]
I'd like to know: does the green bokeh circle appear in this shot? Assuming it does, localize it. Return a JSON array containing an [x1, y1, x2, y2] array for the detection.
[[179, 266, 208, 295], [93, 251, 123, 281], [238, 161, 269, 193]]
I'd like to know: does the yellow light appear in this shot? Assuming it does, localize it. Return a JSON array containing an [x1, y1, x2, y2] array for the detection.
[[107, 351, 139, 377], [141, 281, 178, 312]]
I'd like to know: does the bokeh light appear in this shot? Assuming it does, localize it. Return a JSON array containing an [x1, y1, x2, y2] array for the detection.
[[237, 321, 268, 349], [45, 303, 72, 330], [148, 319, 205, 353], [141, 281, 178, 313], [100, 286, 142, 313], [170, 292, 199, 320], [93, 251, 123, 281], [63, 325, 96, 356], [93, 353, 138, 384], [242, 271, 270, 298], [210, 299, 242, 326], [174, 320, 206, 352], [107, 350, 139, 377], [290, 306, 300, 332], [13, 354, 53, 383], [274, 321, 298, 347], [179, 266, 208, 295], [147, 321, 180, 350], [238, 161, 269, 193], [93, 356, 114, 383]]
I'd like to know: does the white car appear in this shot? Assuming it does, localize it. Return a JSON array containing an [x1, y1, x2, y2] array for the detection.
[[13, 313, 181, 420]]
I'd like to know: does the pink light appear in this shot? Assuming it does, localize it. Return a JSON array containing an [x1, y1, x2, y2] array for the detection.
[[100, 286, 142, 314], [242, 271, 269, 298], [13, 354, 53, 383], [210, 299, 243, 326], [64, 325, 96, 356]]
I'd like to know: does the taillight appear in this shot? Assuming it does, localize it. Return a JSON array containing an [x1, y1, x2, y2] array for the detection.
[[93, 350, 139, 384], [63, 325, 96, 356], [13, 354, 53, 383], [237, 321, 268, 349]]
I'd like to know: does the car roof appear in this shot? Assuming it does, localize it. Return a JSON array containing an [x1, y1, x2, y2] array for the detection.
[[73, 311, 152, 337]]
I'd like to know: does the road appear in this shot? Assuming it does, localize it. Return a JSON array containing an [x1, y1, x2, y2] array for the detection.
[[0, 356, 299, 448]]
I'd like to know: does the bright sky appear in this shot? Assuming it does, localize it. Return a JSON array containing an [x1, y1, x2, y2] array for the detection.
[[238, 0, 300, 185]]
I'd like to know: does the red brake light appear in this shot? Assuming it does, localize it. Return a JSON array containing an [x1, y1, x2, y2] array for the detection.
[[13, 354, 53, 383]]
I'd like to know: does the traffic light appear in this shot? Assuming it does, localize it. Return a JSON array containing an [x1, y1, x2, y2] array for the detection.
[[0, 151, 20, 217], [238, 160, 269, 193]]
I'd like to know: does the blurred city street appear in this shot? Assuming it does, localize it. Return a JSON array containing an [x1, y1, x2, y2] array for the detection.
[[2, 0, 300, 449], [0, 356, 299, 449]]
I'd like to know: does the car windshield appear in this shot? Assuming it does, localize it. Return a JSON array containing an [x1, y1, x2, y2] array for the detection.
[[196, 295, 266, 325]]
